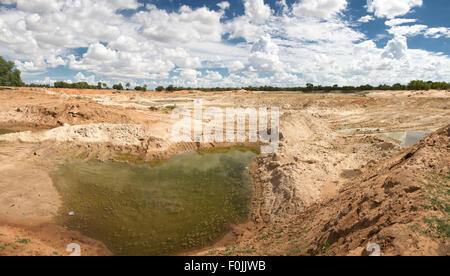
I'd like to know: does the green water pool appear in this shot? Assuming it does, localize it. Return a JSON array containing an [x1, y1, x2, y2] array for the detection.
[[51, 149, 257, 256]]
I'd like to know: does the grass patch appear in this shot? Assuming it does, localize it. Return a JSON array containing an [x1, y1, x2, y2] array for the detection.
[[238, 247, 256, 254], [418, 172, 450, 240], [15, 238, 31, 244], [206, 249, 218, 256], [220, 245, 237, 256], [423, 217, 450, 239], [321, 242, 330, 253], [256, 232, 272, 241]]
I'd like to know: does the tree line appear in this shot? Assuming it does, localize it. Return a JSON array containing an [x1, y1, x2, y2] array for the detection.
[[20, 80, 450, 92], [152, 81, 450, 92]]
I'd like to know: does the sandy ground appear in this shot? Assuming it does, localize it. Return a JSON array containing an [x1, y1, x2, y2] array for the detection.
[[0, 87, 448, 256]]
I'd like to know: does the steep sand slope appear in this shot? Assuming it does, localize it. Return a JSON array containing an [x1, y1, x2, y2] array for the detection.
[[207, 125, 449, 256]]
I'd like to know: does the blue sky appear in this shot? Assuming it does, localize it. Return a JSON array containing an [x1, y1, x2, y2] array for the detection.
[[0, 0, 449, 88]]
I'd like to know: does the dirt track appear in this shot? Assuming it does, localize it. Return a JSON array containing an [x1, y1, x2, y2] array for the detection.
[[0, 87, 448, 256]]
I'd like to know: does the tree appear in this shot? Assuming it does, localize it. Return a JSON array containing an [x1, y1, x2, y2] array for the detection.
[[97, 82, 102, 89], [155, 86, 164, 92], [166, 85, 175, 92], [126, 82, 131, 90], [0, 56, 24, 87], [102, 83, 107, 89], [113, 83, 124, 90]]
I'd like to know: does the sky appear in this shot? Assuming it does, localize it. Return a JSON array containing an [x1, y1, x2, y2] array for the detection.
[[0, 0, 449, 88]]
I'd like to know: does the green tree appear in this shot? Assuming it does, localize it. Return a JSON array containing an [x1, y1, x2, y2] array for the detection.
[[113, 83, 124, 90], [155, 86, 164, 92], [126, 82, 131, 90], [0, 56, 24, 87], [166, 85, 175, 92]]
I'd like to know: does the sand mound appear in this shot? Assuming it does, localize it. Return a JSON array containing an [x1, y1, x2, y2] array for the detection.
[[0, 124, 147, 146]]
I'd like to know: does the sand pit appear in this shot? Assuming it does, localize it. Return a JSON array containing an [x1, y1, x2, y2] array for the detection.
[[0, 87, 448, 256]]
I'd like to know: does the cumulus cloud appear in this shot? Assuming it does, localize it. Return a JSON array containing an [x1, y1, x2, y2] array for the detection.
[[204, 70, 223, 81], [367, 0, 423, 19], [246, 35, 283, 74], [382, 36, 408, 59], [244, 0, 272, 24], [292, 0, 348, 19], [133, 6, 224, 43], [74, 72, 96, 85], [68, 43, 175, 79], [31, 76, 56, 86]]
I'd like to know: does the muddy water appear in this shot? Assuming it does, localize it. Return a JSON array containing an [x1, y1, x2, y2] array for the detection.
[[51, 149, 256, 256]]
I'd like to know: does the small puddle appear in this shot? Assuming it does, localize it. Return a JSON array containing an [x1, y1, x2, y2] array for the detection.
[[51, 149, 257, 256], [376, 131, 432, 147]]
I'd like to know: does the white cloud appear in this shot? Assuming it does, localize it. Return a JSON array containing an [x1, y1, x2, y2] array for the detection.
[[382, 36, 408, 59], [74, 72, 96, 85], [15, 0, 60, 14], [292, 0, 348, 19], [358, 15, 375, 23], [385, 18, 417, 26], [424, 27, 450, 39], [217, 1, 230, 10], [246, 35, 283, 74], [204, 70, 223, 81], [133, 6, 224, 43], [244, 0, 272, 24], [367, 0, 423, 19], [387, 24, 427, 37], [31, 76, 56, 85]]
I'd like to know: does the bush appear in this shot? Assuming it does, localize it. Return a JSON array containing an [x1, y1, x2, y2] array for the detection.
[[135, 86, 147, 92]]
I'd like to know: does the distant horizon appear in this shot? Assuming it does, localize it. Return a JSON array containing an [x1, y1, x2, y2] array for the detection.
[[1, 0, 449, 88]]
